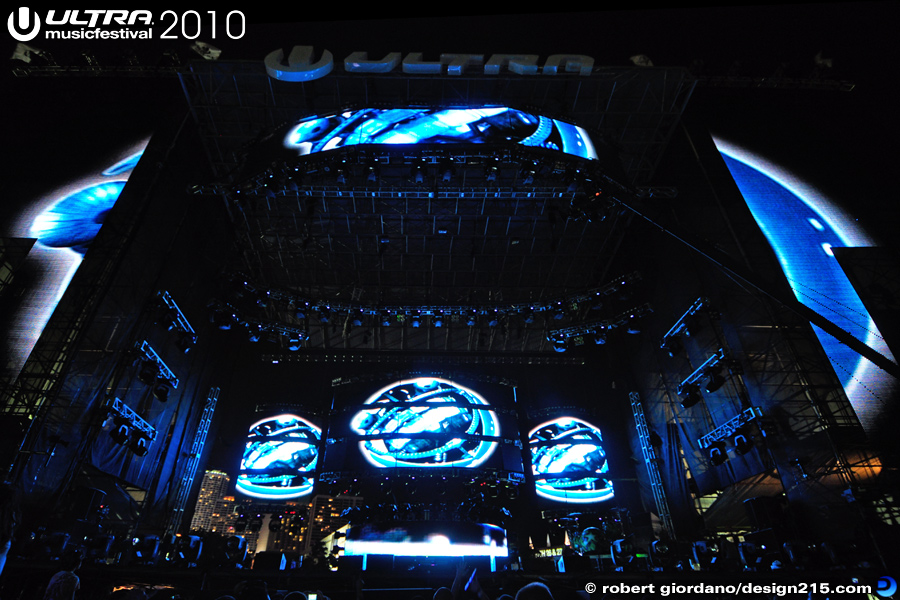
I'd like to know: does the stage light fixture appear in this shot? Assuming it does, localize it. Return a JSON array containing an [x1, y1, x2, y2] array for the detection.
[[287, 337, 303, 351], [110, 420, 131, 445], [175, 333, 196, 354], [317, 306, 330, 323], [411, 314, 422, 328], [550, 336, 567, 353], [733, 433, 753, 455], [678, 383, 703, 408], [152, 380, 170, 402], [662, 336, 683, 358], [708, 441, 728, 466], [130, 434, 150, 457], [213, 311, 233, 330], [704, 367, 727, 393], [138, 360, 160, 385]]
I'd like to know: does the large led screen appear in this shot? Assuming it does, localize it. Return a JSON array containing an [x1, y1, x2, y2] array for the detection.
[[4, 141, 148, 383], [283, 107, 598, 160], [350, 377, 501, 469], [714, 139, 896, 432], [235, 413, 321, 499], [344, 521, 508, 558], [529, 416, 615, 504]]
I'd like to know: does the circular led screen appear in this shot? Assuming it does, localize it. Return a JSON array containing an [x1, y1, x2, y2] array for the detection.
[[529, 417, 614, 504], [351, 377, 500, 469], [235, 414, 320, 499]]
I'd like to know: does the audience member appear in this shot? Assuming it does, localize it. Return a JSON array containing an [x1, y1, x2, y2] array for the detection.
[[515, 582, 554, 600], [43, 550, 83, 600]]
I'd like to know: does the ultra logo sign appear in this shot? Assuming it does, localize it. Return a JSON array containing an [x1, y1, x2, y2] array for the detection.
[[265, 46, 596, 82]]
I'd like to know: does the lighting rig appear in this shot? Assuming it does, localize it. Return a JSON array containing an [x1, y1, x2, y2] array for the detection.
[[675, 349, 729, 408], [103, 396, 157, 456], [546, 303, 654, 349], [207, 299, 309, 349], [221, 271, 645, 337], [156, 290, 197, 353], [659, 297, 711, 358], [697, 406, 765, 454], [137, 340, 179, 391]]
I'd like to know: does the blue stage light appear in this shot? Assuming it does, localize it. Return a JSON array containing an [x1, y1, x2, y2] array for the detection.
[[529, 417, 615, 504], [351, 377, 500, 469]]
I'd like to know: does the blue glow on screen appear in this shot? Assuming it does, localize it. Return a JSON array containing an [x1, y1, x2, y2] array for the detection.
[[30, 182, 126, 254], [529, 417, 615, 504], [344, 522, 508, 558], [6, 142, 148, 384], [714, 138, 896, 431], [284, 107, 597, 160], [236, 414, 321, 499], [351, 377, 500, 469]]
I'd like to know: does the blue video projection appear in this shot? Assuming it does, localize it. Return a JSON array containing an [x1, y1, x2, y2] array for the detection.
[[235, 414, 321, 499], [714, 138, 896, 432], [529, 417, 615, 504], [5, 142, 148, 383], [283, 107, 598, 160], [350, 377, 501, 469]]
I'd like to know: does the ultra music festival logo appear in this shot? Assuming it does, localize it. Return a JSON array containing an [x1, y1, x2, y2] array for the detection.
[[7, 7, 246, 42]]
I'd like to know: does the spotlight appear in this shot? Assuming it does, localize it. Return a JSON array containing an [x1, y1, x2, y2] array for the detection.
[[138, 360, 159, 385], [522, 308, 534, 323], [247, 327, 261, 343], [678, 383, 703, 408], [213, 311, 233, 330], [662, 336, 683, 358], [433, 313, 444, 327], [152, 380, 170, 402], [709, 441, 728, 466], [411, 314, 422, 328], [175, 333, 196, 354], [703, 368, 727, 393], [287, 337, 303, 351], [317, 306, 330, 323], [130, 434, 150, 457], [733, 433, 753, 455], [110, 420, 131, 445], [549, 335, 567, 353], [466, 310, 477, 326], [593, 331, 607, 344]]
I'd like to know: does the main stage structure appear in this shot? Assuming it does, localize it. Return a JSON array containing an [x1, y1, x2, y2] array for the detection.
[[1, 46, 897, 597]]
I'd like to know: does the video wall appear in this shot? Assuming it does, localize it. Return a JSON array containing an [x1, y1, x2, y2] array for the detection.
[[235, 374, 620, 507], [2, 138, 149, 384], [283, 107, 598, 161], [714, 138, 896, 433]]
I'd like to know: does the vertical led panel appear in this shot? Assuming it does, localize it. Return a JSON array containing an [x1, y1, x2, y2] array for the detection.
[[529, 416, 615, 504], [714, 138, 896, 432], [235, 413, 321, 499]]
